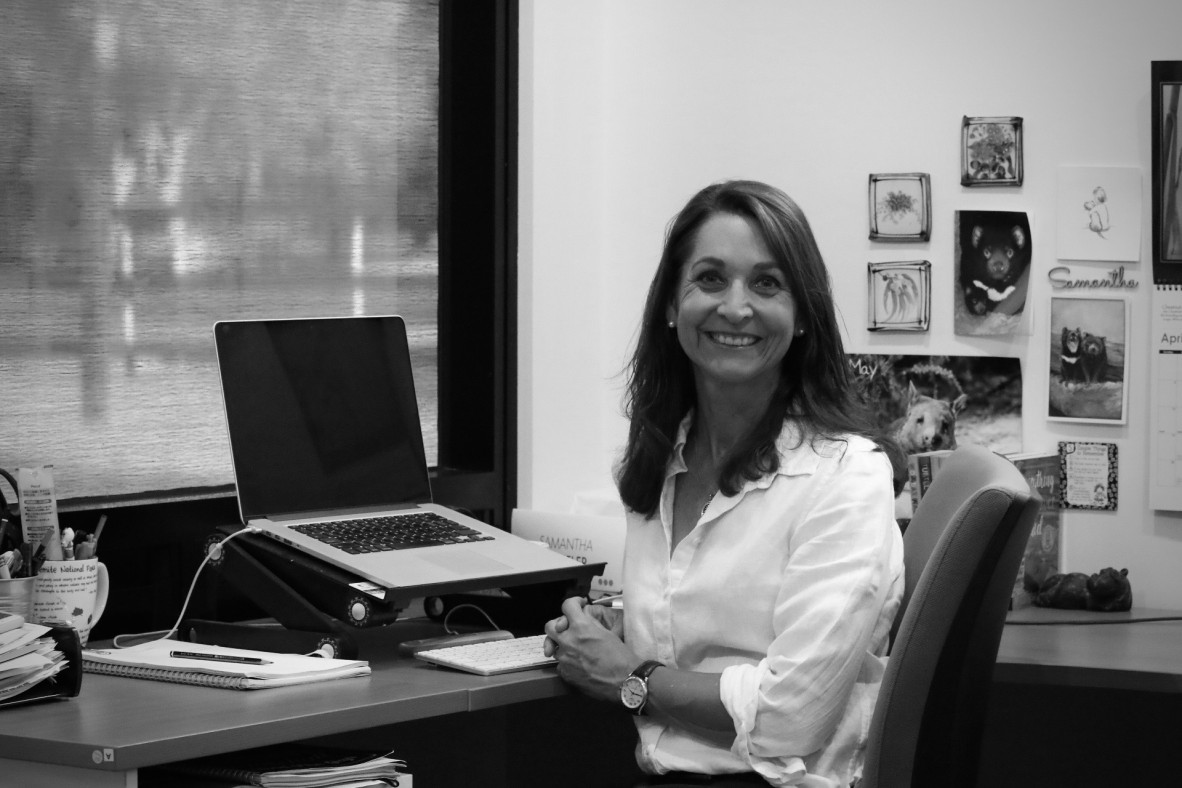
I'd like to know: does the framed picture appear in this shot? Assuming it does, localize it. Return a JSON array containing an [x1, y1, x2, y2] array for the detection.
[[961, 116, 1024, 187], [1152, 61, 1182, 283], [1048, 296, 1129, 424], [867, 260, 930, 331], [869, 173, 931, 241]]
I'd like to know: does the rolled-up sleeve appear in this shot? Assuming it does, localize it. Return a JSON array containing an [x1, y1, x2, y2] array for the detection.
[[718, 446, 901, 779]]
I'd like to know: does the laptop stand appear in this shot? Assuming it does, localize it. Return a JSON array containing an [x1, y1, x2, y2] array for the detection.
[[183, 526, 606, 659]]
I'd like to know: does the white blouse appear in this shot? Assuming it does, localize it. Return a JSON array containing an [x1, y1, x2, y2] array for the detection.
[[622, 416, 904, 787]]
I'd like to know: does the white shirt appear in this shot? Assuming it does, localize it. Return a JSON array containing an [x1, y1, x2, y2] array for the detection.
[[622, 416, 904, 787]]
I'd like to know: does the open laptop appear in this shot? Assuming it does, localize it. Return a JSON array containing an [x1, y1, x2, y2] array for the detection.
[[213, 315, 584, 592]]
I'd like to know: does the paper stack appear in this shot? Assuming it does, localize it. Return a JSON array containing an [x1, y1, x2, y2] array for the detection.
[[0, 611, 70, 704], [147, 743, 412, 787]]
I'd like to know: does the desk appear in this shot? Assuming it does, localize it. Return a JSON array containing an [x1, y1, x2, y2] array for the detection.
[[2, 611, 1178, 786], [996, 606, 1182, 693], [0, 653, 575, 787]]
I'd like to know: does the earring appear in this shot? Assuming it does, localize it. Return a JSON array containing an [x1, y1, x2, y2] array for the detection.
[[796, 329, 805, 337], [668, 320, 676, 328]]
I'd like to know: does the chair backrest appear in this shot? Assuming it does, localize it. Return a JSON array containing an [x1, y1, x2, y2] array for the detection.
[[860, 445, 1040, 788]]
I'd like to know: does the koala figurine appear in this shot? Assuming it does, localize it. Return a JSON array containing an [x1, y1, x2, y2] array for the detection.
[[1035, 567, 1132, 612]]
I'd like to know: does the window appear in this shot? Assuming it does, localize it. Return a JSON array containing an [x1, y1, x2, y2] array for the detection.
[[0, 0, 516, 525]]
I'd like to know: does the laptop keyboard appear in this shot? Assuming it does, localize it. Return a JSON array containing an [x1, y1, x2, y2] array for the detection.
[[291, 512, 495, 554], [414, 634, 557, 676]]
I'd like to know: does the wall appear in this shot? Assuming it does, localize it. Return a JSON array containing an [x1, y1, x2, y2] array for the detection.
[[518, 0, 1182, 608]]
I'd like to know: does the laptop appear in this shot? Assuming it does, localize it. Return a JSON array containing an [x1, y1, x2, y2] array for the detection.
[[213, 315, 584, 592]]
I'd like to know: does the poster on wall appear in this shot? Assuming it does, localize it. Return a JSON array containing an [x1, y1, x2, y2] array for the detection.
[[1152, 61, 1182, 284], [1047, 296, 1129, 424], [848, 353, 1023, 516], [1056, 166, 1142, 263], [954, 210, 1033, 336]]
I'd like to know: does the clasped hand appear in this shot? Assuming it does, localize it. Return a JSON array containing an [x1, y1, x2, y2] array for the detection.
[[543, 596, 635, 703]]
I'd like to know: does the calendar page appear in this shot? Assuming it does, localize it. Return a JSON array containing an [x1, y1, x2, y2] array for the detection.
[[1150, 287, 1182, 511]]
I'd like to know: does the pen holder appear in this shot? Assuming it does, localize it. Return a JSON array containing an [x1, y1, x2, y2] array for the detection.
[[0, 576, 36, 619], [31, 559, 109, 646]]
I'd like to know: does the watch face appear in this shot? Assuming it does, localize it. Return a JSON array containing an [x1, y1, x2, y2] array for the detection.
[[620, 675, 646, 709]]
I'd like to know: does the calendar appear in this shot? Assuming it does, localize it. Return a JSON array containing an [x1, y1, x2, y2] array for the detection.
[[1150, 287, 1182, 511]]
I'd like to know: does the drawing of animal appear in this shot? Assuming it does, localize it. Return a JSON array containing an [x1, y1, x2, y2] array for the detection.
[[1035, 567, 1131, 612], [892, 381, 968, 455], [1060, 327, 1085, 383], [1079, 333, 1109, 383], [959, 218, 1031, 316], [1084, 186, 1110, 238]]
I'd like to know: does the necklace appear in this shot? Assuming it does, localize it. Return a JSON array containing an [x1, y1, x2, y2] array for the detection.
[[702, 491, 715, 515]]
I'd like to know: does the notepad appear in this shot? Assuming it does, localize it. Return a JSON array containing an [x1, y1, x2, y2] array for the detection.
[[81, 639, 370, 690]]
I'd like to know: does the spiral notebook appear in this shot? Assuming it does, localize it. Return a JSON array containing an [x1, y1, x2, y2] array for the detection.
[[82, 639, 370, 690]]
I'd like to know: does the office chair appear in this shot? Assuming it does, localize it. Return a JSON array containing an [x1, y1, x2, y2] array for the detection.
[[859, 444, 1040, 788]]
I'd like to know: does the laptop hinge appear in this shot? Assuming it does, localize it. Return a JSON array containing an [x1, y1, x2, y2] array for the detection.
[[265, 503, 420, 522]]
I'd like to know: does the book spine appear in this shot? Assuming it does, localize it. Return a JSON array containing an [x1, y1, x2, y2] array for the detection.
[[907, 453, 922, 513]]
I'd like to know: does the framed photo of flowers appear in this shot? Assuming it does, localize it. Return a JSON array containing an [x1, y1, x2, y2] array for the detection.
[[867, 260, 931, 332], [961, 116, 1024, 187], [868, 173, 931, 241]]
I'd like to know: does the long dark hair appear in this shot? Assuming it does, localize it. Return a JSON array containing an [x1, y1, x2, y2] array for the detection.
[[617, 180, 901, 517]]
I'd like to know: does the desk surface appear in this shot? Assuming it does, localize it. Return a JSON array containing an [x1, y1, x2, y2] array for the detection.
[[0, 652, 567, 773], [997, 606, 1182, 694], [0, 609, 1179, 776]]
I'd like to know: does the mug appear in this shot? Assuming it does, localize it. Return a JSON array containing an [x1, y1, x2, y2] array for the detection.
[[30, 559, 109, 646]]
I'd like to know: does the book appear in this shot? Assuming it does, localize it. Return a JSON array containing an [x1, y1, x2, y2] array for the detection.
[[1006, 451, 1063, 609], [907, 449, 954, 513], [147, 743, 411, 787], [81, 639, 370, 690]]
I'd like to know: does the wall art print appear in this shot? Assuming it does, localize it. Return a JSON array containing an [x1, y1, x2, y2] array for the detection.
[[1152, 61, 1182, 283], [1048, 296, 1129, 424], [867, 260, 930, 332], [953, 209, 1032, 337], [1056, 166, 1143, 263], [868, 173, 931, 241], [961, 116, 1024, 187]]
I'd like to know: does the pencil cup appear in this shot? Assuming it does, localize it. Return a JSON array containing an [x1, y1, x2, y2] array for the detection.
[[0, 577, 36, 619], [30, 559, 109, 646]]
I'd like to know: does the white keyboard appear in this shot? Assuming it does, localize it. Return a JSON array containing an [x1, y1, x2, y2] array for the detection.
[[414, 634, 557, 676]]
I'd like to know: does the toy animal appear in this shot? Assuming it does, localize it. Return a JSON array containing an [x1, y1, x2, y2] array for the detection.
[[1034, 567, 1132, 612]]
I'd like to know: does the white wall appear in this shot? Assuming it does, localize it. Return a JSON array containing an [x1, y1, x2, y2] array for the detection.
[[518, 0, 1182, 608]]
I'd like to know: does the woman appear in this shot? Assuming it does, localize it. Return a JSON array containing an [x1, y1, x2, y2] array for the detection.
[[544, 181, 905, 788]]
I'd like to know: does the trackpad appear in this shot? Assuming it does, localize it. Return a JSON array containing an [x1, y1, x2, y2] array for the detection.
[[421, 548, 511, 577]]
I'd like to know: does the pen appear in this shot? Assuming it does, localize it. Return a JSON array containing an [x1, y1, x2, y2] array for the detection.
[[590, 593, 624, 607], [170, 650, 273, 665]]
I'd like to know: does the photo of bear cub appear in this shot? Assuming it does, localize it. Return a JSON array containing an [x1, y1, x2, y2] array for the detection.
[[957, 210, 1032, 317], [1060, 327, 1109, 384]]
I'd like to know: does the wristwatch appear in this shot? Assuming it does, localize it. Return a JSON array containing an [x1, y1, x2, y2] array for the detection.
[[620, 660, 663, 716]]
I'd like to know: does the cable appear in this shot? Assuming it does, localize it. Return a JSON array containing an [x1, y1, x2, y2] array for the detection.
[[441, 603, 500, 634], [1006, 615, 1182, 626], [110, 527, 262, 649]]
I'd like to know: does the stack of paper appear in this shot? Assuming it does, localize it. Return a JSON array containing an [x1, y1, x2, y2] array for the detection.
[[147, 743, 411, 787], [0, 612, 69, 703]]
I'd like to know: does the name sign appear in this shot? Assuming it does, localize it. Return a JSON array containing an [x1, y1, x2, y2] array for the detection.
[[1048, 265, 1138, 290]]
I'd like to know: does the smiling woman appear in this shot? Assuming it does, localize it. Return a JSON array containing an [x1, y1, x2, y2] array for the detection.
[[544, 180, 908, 787]]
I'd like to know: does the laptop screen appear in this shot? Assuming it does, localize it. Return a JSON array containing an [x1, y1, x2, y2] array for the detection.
[[215, 316, 432, 522]]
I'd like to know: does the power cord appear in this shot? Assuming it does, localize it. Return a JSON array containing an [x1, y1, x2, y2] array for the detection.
[[110, 526, 262, 649], [441, 602, 500, 634]]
